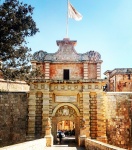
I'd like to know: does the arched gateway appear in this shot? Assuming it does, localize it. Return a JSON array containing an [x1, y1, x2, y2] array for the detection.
[[52, 103, 80, 142], [27, 38, 107, 146]]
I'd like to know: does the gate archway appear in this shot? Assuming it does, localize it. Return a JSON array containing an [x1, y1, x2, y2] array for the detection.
[[52, 103, 80, 143]]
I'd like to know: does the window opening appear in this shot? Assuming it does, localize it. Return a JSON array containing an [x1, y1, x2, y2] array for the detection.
[[63, 69, 69, 80]]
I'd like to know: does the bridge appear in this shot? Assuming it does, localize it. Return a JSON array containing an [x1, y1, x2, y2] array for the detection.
[[0, 136, 126, 150]]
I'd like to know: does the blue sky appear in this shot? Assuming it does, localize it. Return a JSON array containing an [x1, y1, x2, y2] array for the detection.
[[1, 0, 132, 78]]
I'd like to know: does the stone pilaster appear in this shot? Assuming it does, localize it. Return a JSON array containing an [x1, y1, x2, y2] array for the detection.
[[83, 63, 88, 79], [89, 92, 97, 139], [79, 92, 83, 125], [35, 92, 43, 138], [31, 60, 37, 71], [27, 94, 36, 139], [96, 92, 107, 142], [97, 63, 101, 79], [79, 92, 90, 146], [42, 84, 50, 136], [45, 63, 50, 79], [82, 92, 90, 137]]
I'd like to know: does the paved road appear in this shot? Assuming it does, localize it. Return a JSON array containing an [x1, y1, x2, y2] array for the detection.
[[45, 136, 86, 150]]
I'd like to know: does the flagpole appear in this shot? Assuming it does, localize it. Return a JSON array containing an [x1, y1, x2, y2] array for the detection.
[[66, 0, 69, 38]]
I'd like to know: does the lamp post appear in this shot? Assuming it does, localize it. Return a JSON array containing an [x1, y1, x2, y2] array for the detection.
[[128, 99, 132, 150]]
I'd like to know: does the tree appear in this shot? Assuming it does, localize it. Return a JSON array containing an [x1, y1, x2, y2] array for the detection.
[[0, 0, 39, 81]]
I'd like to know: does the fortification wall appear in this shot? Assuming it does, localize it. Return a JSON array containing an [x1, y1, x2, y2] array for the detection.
[[0, 79, 29, 92], [0, 91, 132, 149], [105, 92, 132, 149], [0, 92, 28, 147]]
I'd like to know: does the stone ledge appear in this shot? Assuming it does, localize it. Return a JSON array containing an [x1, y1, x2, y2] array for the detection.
[[0, 138, 46, 150], [85, 138, 127, 150]]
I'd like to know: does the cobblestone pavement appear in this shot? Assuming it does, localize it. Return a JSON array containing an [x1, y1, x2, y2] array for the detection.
[[44, 136, 86, 150]]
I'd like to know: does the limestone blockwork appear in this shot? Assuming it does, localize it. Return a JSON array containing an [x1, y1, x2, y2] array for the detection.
[[0, 92, 28, 147], [0, 91, 131, 149], [89, 92, 97, 139], [27, 81, 107, 144]]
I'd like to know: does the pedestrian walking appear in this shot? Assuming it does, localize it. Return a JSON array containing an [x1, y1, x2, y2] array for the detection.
[[59, 132, 62, 143]]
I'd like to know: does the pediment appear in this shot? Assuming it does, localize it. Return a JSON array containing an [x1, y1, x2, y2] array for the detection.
[[53, 44, 80, 62]]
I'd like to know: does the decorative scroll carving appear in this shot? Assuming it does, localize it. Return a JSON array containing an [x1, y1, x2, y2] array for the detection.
[[33, 50, 47, 62], [87, 51, 101, 61], [32, 44, 102, 62], [53, 45, 79, 62], [55, 105, 77, 117]]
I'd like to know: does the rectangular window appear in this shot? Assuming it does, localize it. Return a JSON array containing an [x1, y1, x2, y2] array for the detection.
[[63, 69, 69, 80]]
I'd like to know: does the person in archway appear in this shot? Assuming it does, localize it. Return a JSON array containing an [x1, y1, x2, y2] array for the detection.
[[58, 132, 62, 143]]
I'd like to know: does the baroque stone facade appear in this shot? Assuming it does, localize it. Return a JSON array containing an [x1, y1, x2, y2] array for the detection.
[[27, 38, 107, 144], [0, 38, 132, 149]]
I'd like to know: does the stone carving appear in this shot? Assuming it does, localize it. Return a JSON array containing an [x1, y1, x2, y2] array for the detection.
[[55, 106, 77, 117], [53, 45, 79, 62], [82, 118, 86, 128], [88, 51, 101, 61], [69, 109, 75, 117], [62, 106, 69, 116], [33, 50, 47, 62], [46, 117, 51, 128], [32, 43, 102, 62]]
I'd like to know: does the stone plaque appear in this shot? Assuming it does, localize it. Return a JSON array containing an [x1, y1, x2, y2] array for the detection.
[[56, 95, 77, 102]]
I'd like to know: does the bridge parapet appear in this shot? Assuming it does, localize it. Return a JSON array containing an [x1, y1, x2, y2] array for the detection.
[[0, 138, 46, 150], [85, 138, 127, 150]]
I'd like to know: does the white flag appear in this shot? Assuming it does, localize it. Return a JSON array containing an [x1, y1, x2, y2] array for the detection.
[[68, 2, 83, 21]]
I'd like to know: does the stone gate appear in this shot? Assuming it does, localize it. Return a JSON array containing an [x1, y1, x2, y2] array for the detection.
[[27, 38, 107, 145]]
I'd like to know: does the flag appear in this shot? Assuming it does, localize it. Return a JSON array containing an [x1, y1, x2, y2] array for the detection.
[[68, 2, 83, 21]]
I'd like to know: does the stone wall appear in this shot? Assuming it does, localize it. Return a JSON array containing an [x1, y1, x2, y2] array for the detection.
[[0, 79, 29, 92], [0, 92, 28, 147], [105, 92, 132, 149], [0, 90, 132, 149], [50, 63, 83, 80], [85, 138, 126, 150]]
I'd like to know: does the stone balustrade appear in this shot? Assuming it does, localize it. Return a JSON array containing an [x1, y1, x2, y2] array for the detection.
[[0, 138, 46, 150], [85, 138, 127, 150]]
